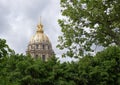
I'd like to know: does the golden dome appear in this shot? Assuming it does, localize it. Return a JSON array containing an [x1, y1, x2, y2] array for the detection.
[[29, 22, 50, 44], [26, 20, 54, 60]]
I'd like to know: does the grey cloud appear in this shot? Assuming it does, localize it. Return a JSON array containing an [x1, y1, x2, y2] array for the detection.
[[0, 4, 11, 34], [0, 0, 64, 59]]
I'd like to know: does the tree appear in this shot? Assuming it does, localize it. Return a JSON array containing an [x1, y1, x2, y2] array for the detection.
[[57, 0, 120, 57], [89, 46, 120, 85], [0, 38, 120, 84], [0, 39, 12, 58], [76, 46, 120, 85]]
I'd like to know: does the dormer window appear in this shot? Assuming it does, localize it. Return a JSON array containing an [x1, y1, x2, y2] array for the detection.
[[36, 44, 39, 49]]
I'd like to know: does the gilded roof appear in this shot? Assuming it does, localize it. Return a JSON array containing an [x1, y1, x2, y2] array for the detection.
[[29, 22, 50, 44]]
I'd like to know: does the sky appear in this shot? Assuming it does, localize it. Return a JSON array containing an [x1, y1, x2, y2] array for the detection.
[[0, 0, 75, 61], [0, 0, 59, 56]]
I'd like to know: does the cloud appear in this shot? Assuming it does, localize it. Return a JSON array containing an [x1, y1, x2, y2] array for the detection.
[[0, 1, 11, 34], [0, 0, 63, 58]]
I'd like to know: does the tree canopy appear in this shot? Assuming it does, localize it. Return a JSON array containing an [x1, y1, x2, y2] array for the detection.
[[0, 38, 120, 85], [57, 0, 120, 57], [0, 39, 12, 58]]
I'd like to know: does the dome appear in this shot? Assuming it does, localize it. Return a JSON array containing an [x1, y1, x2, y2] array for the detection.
[[29, 31, 50, 44], [26, 21, 54, 61], [29, 22, 50, 44]]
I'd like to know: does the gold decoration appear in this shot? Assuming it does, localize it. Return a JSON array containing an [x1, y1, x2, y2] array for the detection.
[[37, 17, 43, 33], [29, 19, 49, 44]]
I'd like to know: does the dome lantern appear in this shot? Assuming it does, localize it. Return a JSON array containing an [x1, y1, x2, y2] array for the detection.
[[36, 21, 44, 33]]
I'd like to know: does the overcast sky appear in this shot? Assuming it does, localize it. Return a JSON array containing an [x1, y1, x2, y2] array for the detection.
[[0, 0, 77, 62], [0, 0, 61, 54]]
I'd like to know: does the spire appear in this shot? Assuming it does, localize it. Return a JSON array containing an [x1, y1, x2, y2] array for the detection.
[[37, 17, 43, 33]]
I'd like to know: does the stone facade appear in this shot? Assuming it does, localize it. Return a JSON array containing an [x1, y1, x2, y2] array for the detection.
[[26, 22, 54, 61]]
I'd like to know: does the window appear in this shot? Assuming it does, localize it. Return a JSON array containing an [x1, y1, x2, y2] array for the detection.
[[29, 46, 31, 49], [36, 44, 39, 49], [43, 44, 44, 49], [48, 45, 49, 50], [35, 55, 38, 59], [42, 55, 45, 61]]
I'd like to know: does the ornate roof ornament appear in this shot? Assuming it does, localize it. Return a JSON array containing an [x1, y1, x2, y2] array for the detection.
[[37, 17, 43, 33]]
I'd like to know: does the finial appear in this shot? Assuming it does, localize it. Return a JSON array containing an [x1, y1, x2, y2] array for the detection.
[[40, 16, 41, 24], [37, 16, 43, 33], [39, 16, 43, 26]]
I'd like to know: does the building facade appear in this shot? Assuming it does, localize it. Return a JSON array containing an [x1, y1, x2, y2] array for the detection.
[[26, 21, 54, 61]]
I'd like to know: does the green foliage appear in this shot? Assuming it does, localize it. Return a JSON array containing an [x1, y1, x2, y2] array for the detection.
[[0, 38, 120, 85], [58, 0, 120, 57], [0, 39, 13, 58], [73, 46, 120, 85], [92, 46, 120, 85]]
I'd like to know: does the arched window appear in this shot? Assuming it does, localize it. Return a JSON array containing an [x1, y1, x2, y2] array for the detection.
[[35, 55, 38, 59], [36, 44, 39, 49], [42, 55, 45, 61], [43, 44, 44, 49], [29, 46, 31, 49]]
